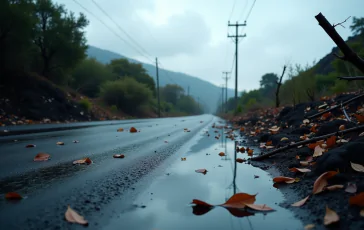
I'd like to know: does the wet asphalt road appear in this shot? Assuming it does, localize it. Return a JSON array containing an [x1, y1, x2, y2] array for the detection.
[[0, 115, 304, 230]]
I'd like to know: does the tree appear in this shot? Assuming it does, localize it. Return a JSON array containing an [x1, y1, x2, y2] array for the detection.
[[176, 95, 201, 114], [70, 58, 115, 97], [350, 17, 364, 36], [107, 58, 156, 94], [160, 84, 185, 105], [32, 0, 88, 80], [260, 73, 278, 97], [0, 0, 36, 74], [100, 77, 153, 114]]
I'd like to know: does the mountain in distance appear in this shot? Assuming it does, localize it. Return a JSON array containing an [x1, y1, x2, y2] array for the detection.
[[87, 46, 235, 113]]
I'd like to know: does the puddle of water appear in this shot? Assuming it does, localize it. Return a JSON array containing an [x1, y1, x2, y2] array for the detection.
[[104, 128, 304, 230]]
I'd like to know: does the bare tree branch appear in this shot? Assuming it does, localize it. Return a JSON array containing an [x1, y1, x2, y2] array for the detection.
[[275, 65, 286, 108], [338, 76, 364, 80], [315, 13, 364, 74], [333, 16, 351, 28]]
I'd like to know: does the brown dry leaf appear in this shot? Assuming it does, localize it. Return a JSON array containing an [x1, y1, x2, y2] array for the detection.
[[240, 127, 245, 132], [244, 203, 274, 211], [312, 171, 338, 194], [34, 153, 51, 162], [236, 158, 245, 163], [349, 192, 364, 206], [354, 114, 364, 123], [65, 205, 88, 226], [218, 152, 225, 157], [26, 144, 36, 148], [247, 149, 254, 156], [324, 206, 340, 226], [325, 185, 344, 191], [239, 147, 245, 153], [345, 183, 357, 193], [280, 137, 289, 141], [220, 193, 257, 209], [273, 176, 296, 184], [351, 162, 364, 172], [117, 128, 124, 132], [73, 158, 92, 165], [295, 155, 300, 160], [313, 145, 325, 157], [304, 224, 315, 230], [191, 199, 213, 207], [130, 127, 138, 133], [339, 125, 345, 131], [181, 157, 186, 161], [308, 140, 324, 149], [300, 161, 310, 166], [326, 136, 336, 148], [289, 168, 311, 173], [5, 192, 22, 200], [113, 154, 125, 158], [291, 195, 310, 207], [266, 141, 273, 146], [195, 169, 208, 175], [56, 142, 64, 145]]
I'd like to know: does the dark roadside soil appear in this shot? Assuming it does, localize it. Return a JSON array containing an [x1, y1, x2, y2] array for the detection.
[[229, 92, 364, 230]]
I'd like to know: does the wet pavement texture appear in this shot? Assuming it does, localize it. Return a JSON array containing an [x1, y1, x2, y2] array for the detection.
[[0, 115, 304, 230]]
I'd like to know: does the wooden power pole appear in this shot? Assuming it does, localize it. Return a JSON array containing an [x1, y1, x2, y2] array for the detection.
[[156, 57, 161, 118], [222, 71, 230, 113], [228, 21, 246, 111]]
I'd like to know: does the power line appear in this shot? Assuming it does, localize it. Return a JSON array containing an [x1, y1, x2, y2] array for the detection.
[[91, 0, 154, 63], [244, 0, 257, 22], [228, 0, 238, 21], [238, 0, 250, 21], [72, 0, 154, 65]]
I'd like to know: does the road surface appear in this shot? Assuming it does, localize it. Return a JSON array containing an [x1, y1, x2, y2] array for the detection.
[[0, 115, 304, 230]]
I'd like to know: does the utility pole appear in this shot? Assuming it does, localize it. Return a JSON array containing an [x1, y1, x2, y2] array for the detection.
[[228, 21, 246, 111], [221, 84, 225, 114], [156, 57, 161, 118], [222, 71, 231, 113]]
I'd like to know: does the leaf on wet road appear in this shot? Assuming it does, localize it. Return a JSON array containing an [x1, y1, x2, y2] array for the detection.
[[289, 168, 311, 173], [345, 183, 357, 193], [195, 169, 208, 175], [191, 199, 213, 207], [308, 140, 324, 149], [247, 148, 254, 156], [273, 176, 296, 184], [244, 203, 274, 211], [117, 128, 124, 132], [129, 127, 138, 133], [5, 192, 22, 200], [349, 192, 364, 206], [312, 171, 338, 194], [236, 158, 245, 163], [326, 136, 336, 148], [73, 158, 92, 165], [324, 206, 339, 226], [325, 185, 344, 191], [220, 193, 257, 209], [56, 142, 64, 145], [239, 147, 245, 153], [34, 152, 51, 161], [26, 144, 36, 148], [113, 154, 125, 158], [313, 145, 325, 157], [181, 157, 186, 161], [291, 195, 309, 207], [65, 205, 88, 226], [304, 224, 315, 230], [351, 162, 364, 172], [218, 152, 225, 156]]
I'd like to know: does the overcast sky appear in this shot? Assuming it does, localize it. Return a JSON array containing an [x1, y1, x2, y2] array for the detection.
[[56, 0, 364, 91]]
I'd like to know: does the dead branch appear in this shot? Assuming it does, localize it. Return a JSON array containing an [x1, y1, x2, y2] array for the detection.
[[315, 13, 364, 74], [338, 76, 364, 80], [306, 88, 315, 102], [275, 65, 287, 108], [333, 16, 351, 28], [305, 93, 364, 119], [251, 125, 364, 161]]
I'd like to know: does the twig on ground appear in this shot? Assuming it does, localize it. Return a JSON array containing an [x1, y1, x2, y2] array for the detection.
[[305, 93, 364, 119], [250, 125, 364, 161]]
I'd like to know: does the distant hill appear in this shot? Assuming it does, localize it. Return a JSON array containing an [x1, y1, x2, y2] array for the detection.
[[87, 46, 235, 113]]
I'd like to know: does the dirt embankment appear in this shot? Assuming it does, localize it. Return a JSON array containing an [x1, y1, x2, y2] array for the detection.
[[230, 92, 364, 229]]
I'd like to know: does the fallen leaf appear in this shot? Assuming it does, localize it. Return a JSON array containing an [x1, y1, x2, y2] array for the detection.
[[240, 127, 245, 132], [325, 185, 344, 191], [345, 183, 357, 193], [326, 136, 336, 148], [266, 140, 273, 146], [339, 125, 345, 131], [113, 154, 125, 158], [56, 142, 64, 145], [351, 162, 364, 172], [360, 209, 364, 217], [65, 205, 88, 226], [300, 161, 309, 166], [360, 132, 364, 137], [324, 206, 340, 226], [247, 149, 254, 156], [218, 152, 225, 157], [5, 192, 22, 200], [181, 157, 186, 161], [354, 114, 364, 123], [236, 158, 245, 163], [308, 140, 324, 149], [73, 158, 92, 165], [220, 193, 257, 209], [239, 147, 245, 153], [280, 137, 289, 141], [191, 199, 213, 207], [313, 171, 338, 194], [289, 168, 311, 173], [117, 128, 124, 132], [303, 119, 310, 124], [244, 203, 274, 211], [291, 195, 310, 207], [34, 153, 51, 161], [304, 224, 315, 230], [26, 144, 36, 148], [349, 192, 364, 206], [130, 127, 138, 133], [296, 155, 301, 160], [195, 169, 208, 175], [313, 145, 325, 157], [273, 176, 296, 184]]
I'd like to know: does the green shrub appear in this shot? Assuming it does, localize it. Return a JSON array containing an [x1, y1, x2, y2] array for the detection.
[[100, 77, 153, 114], [110, 105, 118, 113], [79, 98, 92, 111]]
